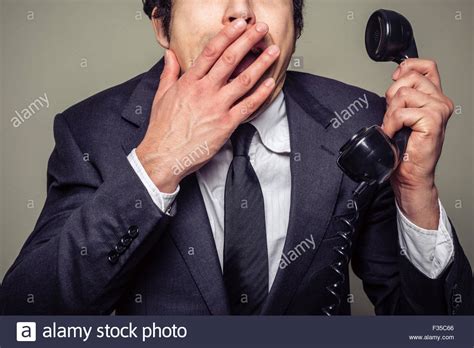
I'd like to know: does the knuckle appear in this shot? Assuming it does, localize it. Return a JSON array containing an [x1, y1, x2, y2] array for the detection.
[[222, 52, 236, 66], [245, 97, 256, 111], [397, 86, 411, 97], [446, 98, 455, 114], [238, 104, 250, 116], [237, 73, 252, 87], [203, 44, 217, 59], [442, 103, 451, 116]]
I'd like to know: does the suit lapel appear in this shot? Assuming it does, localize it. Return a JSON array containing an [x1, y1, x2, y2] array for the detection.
[[260, 73, 344, 314], [120, 59, 230, 315]]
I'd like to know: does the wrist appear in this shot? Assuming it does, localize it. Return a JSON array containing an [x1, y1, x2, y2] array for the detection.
[[136, 146, 181, 193], [392, 179, 440, 230]]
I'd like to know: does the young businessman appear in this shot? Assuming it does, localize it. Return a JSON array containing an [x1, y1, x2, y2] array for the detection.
[[1, 0, 472, 315]]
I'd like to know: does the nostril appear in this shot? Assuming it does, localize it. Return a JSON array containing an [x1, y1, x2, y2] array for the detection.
[[229, 16, 252, 24]]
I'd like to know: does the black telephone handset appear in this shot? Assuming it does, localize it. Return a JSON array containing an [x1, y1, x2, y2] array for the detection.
[[322, 10, 418, 316], [337, 9, 419, 185]]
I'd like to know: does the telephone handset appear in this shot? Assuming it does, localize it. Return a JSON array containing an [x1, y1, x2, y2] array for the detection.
[[322, 9, 418, 316], [337, 9, 419, 185]]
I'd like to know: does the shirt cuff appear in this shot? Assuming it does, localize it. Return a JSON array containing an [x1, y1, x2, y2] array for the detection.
[[396, 199, 454, 279], [127, 148, 179, 216]]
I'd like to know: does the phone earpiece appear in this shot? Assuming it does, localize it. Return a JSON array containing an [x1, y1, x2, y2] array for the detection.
[[337, 9, 419, 185], [365, 9, 418, 64]]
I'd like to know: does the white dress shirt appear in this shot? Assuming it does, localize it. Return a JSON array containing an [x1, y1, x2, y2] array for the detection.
[[127, 91, 455, 288]]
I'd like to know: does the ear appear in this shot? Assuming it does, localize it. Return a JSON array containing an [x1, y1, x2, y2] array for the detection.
[[151, 7, 170, 49]]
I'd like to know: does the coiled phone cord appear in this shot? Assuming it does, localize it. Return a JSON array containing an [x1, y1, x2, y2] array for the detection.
[[321, 181, 369, 316]]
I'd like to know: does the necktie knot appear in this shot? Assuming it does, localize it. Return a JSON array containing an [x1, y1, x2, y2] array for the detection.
[[231, 123, 257, 157]]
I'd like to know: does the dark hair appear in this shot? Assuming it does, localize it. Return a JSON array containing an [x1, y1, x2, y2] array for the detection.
[[142, 0, 304, 39]]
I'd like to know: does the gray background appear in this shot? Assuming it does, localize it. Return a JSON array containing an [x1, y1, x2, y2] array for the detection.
[[0, 0, 472, 315]]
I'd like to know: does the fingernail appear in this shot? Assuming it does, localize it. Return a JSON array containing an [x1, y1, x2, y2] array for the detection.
[[234, 18, 246, 29], [267, 45, 280, 56], [264, 78, 275, 87], [256, 22, 268, 33]]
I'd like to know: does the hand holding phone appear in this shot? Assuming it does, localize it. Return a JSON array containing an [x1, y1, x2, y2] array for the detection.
[[337, 9, 418, 185]]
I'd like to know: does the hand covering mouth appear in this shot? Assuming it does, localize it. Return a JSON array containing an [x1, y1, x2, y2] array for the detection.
[[228, 40, 268, 81]]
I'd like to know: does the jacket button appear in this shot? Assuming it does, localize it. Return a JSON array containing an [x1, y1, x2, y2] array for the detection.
[[127, 225, 139, 238], [114, 244, 127, 254], [107, 250, 119, 264], [120, 236, 133, 247]]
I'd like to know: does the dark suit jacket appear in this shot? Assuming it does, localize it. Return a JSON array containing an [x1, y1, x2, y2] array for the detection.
[[1, 60, 472, 315]]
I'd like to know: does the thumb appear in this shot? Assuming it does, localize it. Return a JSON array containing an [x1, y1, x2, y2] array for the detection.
[[155, 50, 180, 101]]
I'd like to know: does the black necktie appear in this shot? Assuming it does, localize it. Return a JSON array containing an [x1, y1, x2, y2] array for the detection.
[[223, 123, 269, 315]]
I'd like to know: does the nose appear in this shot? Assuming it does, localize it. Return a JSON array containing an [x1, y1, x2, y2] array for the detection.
[[223, 0, 256, 27]]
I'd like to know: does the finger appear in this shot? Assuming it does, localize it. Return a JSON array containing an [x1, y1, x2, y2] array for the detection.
[[393, 58, 442, 89], [206, 22, 269, 85], [384, 88, 439, 136], [187, 18, 247, 80], [389, 88, 451, 122], [229, 77, 276, 123], [386, 70, 441, 104], [221, 44, 280, 104], [387, 87, 433, 113], [381, 108, 424, 138], [155, 50, 180, 101]]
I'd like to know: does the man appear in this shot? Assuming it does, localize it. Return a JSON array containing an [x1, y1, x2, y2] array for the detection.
[[1, 0, 472, 315]]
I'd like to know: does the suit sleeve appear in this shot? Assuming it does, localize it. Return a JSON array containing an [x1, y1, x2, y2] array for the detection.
[[1, 113, 172, 314], [351, 181, 473, 315]]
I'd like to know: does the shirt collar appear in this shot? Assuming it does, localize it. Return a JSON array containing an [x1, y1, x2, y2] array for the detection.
[[250, 91, 291, 154]]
